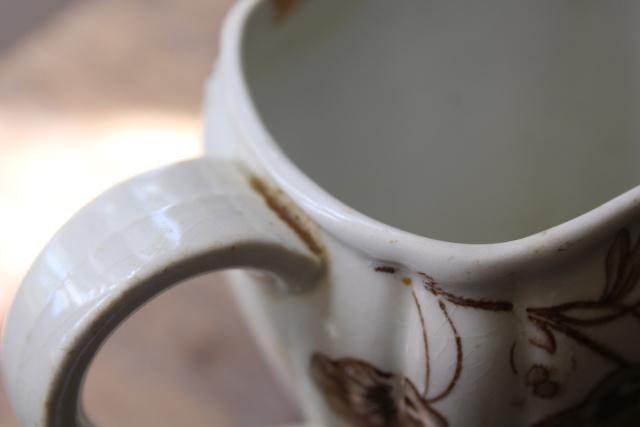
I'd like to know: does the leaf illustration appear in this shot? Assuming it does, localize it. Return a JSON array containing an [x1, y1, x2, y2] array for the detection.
[[310, 353, 448, 427], [529, 314, 630, 367], [526, 229, 640, 363], [526, 314, 557, 354], [611, 241, 640, 303], [602, 229, 631, 302], [420, 274, 512, 312], [534, 301, 631, 327], [602, 229, 640, 303]]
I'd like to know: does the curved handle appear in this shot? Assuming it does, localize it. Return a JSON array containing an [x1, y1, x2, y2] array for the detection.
[[2, 158, 325, 427]]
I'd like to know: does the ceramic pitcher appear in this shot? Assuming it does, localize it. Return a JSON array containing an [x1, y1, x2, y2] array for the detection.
[[4, 0, 640, 426]]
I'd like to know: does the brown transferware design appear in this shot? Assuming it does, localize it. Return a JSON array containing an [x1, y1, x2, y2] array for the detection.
[[310, 353, 447, 427], [313, 229, 640, 426], [526, 229, 640, 366]]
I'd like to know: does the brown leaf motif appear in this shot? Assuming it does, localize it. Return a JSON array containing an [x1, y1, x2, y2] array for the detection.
[[526, 229, 640, 367], [602, 229, 640, 303], [310, 353, 447, 427]]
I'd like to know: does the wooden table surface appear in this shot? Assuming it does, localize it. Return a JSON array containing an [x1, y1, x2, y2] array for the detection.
[[0, 0, 302, 425]]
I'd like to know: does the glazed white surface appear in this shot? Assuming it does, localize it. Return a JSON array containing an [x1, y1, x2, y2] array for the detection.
[[244, 0, 640, 244], [3, 0, 640, 426], [2, 158, 323, 426]]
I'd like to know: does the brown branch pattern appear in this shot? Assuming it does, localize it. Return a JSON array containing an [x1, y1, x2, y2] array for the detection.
[[510, 341, 519, 375], [527, 315, 557, 354], [412, 289, 430, 398], [420, 272, 513, 312], [312, 228, 640, 426], [426, 301, 462, 403], [525, 229, 640, 368]]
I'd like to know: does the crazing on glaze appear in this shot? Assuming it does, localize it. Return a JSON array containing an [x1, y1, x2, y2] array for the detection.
[[311, 229, 640, 426]]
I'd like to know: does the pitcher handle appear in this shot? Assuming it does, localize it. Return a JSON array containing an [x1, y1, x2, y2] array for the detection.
[[2, 157, 325, 426]]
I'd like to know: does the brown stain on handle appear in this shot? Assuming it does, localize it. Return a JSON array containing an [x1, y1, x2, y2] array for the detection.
[[250, 176, 323, 257]]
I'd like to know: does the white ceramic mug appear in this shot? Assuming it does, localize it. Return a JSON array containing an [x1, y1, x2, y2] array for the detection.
[[4, 0, 640, 425]]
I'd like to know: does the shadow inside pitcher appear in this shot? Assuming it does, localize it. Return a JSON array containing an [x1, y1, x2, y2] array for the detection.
[[242, 0, 640, 244]]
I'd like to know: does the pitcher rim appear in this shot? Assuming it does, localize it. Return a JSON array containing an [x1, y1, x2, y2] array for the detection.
[[216, 0, 640, 282]]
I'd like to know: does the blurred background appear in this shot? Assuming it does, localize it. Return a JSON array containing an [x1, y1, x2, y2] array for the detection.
[[0, 0, 301, 425]]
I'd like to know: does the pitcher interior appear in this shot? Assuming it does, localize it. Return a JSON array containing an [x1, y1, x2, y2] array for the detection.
[[243, 0, 640, 243]]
